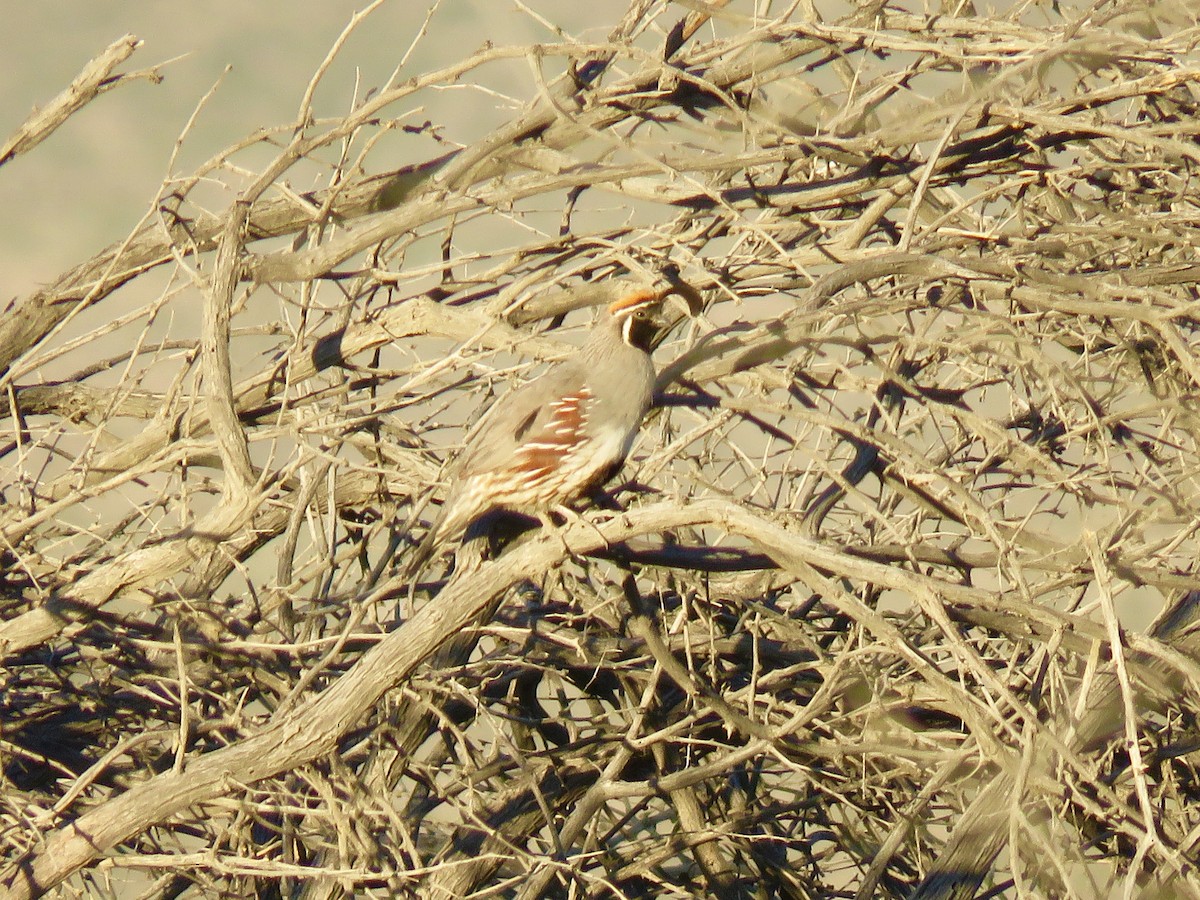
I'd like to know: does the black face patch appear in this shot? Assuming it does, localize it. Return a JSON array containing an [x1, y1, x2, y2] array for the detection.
[[622, 310, 658, 352]]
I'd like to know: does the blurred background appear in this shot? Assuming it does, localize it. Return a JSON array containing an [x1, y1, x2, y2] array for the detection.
[[0, 1, 613, 300]]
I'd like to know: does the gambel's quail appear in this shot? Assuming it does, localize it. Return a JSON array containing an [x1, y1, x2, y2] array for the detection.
[[405, 285, 691, 575]]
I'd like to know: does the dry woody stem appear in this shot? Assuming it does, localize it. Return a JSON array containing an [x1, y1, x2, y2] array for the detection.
[[4, 2, 1200, 897]]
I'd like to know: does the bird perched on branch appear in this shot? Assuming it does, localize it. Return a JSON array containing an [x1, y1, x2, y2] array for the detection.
[[404, 283, 699, 577]]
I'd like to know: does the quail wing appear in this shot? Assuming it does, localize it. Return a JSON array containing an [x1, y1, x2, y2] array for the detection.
[[447, 357, 592, 480]]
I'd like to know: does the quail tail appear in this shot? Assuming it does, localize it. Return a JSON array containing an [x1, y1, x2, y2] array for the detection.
[[401, 515, 443, 582]]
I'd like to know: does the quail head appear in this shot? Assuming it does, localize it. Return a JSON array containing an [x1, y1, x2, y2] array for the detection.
[[406, 285, 691, 575]]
